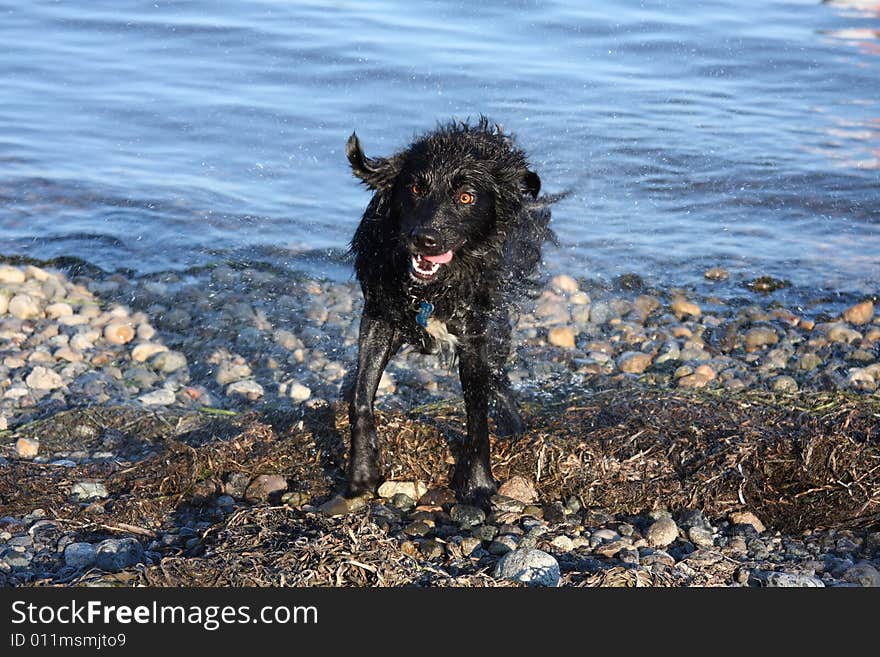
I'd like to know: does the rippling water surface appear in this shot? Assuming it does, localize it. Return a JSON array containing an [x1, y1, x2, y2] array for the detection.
[[1, 0, 878, 303]]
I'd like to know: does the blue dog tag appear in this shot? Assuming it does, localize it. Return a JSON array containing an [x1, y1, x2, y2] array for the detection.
[[416, 300, 434, 328]]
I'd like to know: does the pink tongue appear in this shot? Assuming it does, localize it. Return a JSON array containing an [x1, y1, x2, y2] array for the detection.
[[422, 250, 453, 264]]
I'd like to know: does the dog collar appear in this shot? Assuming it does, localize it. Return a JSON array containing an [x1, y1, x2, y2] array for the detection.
[[415, 300, 434, 328]]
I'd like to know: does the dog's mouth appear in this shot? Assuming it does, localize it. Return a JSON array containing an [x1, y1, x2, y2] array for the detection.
[[409, 250, 454, 283]]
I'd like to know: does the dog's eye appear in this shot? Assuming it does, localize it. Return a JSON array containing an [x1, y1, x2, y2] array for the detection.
[[458, 191, 475, 205], [411, 183, 423, 196]]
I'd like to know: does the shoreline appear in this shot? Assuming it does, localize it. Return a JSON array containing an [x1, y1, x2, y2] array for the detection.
[[1, 258, 879, 587]]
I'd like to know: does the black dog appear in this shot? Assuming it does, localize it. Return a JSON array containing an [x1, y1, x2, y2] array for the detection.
[[345, 118, 553, 506]]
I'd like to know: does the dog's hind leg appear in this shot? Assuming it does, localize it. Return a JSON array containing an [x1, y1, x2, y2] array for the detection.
[[346, 314, 401, 498], [452, 326, 498, 508], [486, 306, 524, 437]]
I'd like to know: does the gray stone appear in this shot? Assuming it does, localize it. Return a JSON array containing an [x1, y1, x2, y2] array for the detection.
[[95, 538, 145, 572], [761, 571, 824, 588], [139, 389, 176, 406], [71, 481, 109, 500], [25, 366, 64, 391], [150, 350, 188, 373], [493, 548, 561, 587], [450, 504, 486, 528], [843, 562, 880, 587], [64, 542, 97, 569], [245, 474, 287, 502], [646, 517, 679, 547], [226, 379, 264, 398]]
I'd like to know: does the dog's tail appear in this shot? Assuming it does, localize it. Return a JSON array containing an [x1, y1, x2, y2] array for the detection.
[[503, 190, 568, 298]]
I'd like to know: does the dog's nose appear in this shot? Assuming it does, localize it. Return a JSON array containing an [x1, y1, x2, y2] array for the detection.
[[411, 227, 441, 251]]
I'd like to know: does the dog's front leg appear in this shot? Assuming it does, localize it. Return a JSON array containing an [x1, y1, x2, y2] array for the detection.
[[453, 330, 498, 507], [347, 313, 400, 497]]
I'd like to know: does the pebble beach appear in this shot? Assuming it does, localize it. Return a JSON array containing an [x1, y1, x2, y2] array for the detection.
[[1, 258, 879, 587]]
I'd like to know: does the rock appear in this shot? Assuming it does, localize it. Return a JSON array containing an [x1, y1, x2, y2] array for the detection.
[[0, 294, 7, 315], [104, 321, 135, 345], [95, 537, 145, 572], [138, 389, 176, 406], [377, 481, 428, 501], [688, 526, 715, 548], [617, 351, 653, 374], [460, 537, 483, 556], [420, 539, 445, 560], [131, 343, 168, 362], [0, 264, 26, 284], [319, 495, 366, 517], [646, 517, 679, 547], [390, 493, 416, 511], [677, 373, 710, 389], [591, 528, 620, 542], [0, 416, 6, 431], [843, 301, 874, 326], [377, 370, 395, 393], [547, 326, 576, 348], [216, 361, 252, 385], [8, 294, 41, 319], [772, 376, 799, 393], [450, 504, 486, 528], [418, 488, 457, 506], [281, 491, 309, 506], [798, 353, 822, 371], [729, 510, 766, 533], [493, 548, 560, 587], [64, 542, 97, 569], [761, 571, 824, 588], [488, 535, 520, 555], [671, 297, 701, 319], [150, 350, 187, 373], [703, 267, 729, 281], [287, 382, 311, 402], [843, 562, 880, 587], [25, 366, 64, 390], [245, 474, 288, 502], [15, 437, 39, 459], [551, 274, 579, 294], [403, 521, 432, 537], [71, 481, 109, 500], [550, 535, 575, 552], [744, 326, 778, 349], [226, 379, 264, 399], [497, 476, 538, 504], [825, 323, 862, 344], [491, 494, 526, 514], [45, 302, 73, 318], [223, 472, 251, 499]]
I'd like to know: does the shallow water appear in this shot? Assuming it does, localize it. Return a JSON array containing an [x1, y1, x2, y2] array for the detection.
[[0, 0, 878, 304]]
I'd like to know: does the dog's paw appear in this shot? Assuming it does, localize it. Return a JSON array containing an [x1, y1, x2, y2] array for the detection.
[[452, 461, 497, 511], [490, 389, 524, 437], [346, 464, 379, 498]]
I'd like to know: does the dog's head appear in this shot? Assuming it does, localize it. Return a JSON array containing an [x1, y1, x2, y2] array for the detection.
[[347, 119, 541, 285]]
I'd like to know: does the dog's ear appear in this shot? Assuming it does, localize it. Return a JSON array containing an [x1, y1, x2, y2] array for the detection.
[[522, 170, 541, 198], [346, 132, 398, 190]]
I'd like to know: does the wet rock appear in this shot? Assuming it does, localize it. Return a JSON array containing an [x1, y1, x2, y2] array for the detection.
[[226, 380, 264, 399], [419, 488, 457, 506], [132, 342, 169, 363], [617, 351, 653, 374], [704, 267, 729, 281], [744, 327, 778, 350], [104, 321, 135, 345], [450, 504, 486, 528], [843, 562, 880, 587], [772, 376, 799, 393], [825, 323, 862, 344], [497, 476, 538, 504], [95, 538, 145, 572], [138, 389, 176, 406], [488, 535, 520, 555], [420, 539, 445, 560], [216, 361, 252, 385], [390, 493, 416, 511], [8, 294, 41, 319], [842, 301, 874, 326], [245, 474, 287, 502], [15, 437, 39, 459], [646, 517, 679, 547], [45, 302, 73, 319], [677, 373, 710, 389], [551, 274, 579, 294], [671, 297, 701, 319], [0, 264, 26, 284], [150, 350, 187, 373], [25, 366, 64, 390], [798, 353, 822, 371], [547, 326, 576, 348], [287, 382, 311, 402], [378, 481, 428, 501], [729, 510, 766, 533], [64, 542, 97, 569], [494, 548, 560, 587]]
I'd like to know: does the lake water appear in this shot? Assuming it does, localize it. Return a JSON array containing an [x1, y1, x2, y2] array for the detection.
[[1, 0, 878, 307]]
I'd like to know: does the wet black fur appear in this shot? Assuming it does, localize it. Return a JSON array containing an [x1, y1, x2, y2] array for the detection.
[[345, 118, 554, 507]]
